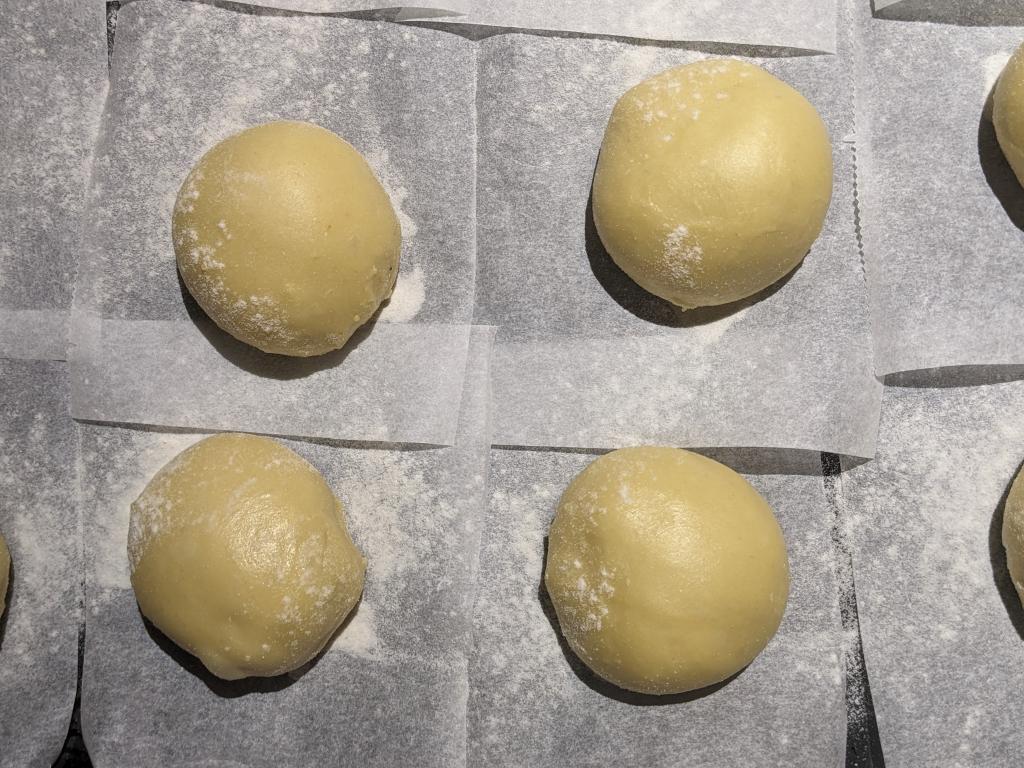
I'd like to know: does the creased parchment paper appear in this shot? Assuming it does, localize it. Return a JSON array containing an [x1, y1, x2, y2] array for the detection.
[[0, 0, 106, 361], [475, 34, 879, 457], [0, 361, 80, 767], [229, 1, 470, 14], [873, 0, 1024, 25], [81, 327, 493, 766], [839, 374, 1024, 766], [469, 447, 844, 767], [855, 10, 1024, 374], [72, 0, 475, 445]]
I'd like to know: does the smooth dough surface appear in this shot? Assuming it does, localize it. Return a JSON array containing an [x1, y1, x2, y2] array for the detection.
[[1002, 465, 1024, 607], [593, 59, 833, 309], [173, 120, 400, 357], [128, 433, 365, 680], [0, 532, 9, 618], [544, 446, 790, 695], [994, 44, 1024, 187]]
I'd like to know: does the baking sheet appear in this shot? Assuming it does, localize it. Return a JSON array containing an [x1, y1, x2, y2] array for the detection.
[[469, 447, 845, 767], [839, 373, 1024, 766], [81, 327, 493, 766], [855, 11, 1024, 374], [0, 0, 106, 361], [475, 34, 880, 457], [0, 360, 80, 768], [873, 0, 1024, 25], [72, 0, 476, 445]]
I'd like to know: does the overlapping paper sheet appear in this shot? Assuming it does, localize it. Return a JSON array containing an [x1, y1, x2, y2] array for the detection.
[[469, 447, 845, 766], [0, 361, 80, 767], [0, 0, 107, 361], [81, 327, 492, 767], [72, 0, 476, 445], [839, 372, 1024, 765], [229, 1, 470, 14], [873, 0, 1024, 24], [855, 8, 1024, 374], [474, 34, 880, 457]]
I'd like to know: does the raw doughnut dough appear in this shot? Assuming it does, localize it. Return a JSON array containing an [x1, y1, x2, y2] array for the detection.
[[593, 59, 833, 309], [544, 446, 790, 695], [128, 433, 365, 680], [1002, 464, 1024, 606], [0, 532, 9, 618], [994, 43, 1024, 187], [173, 120, 401, 357]]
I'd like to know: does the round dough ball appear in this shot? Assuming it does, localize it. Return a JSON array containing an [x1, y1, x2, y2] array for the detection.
[[0, 532, 9, 618], [994, 43, 1024, 187], [544, 446, 790, 695], [173, 120, 401, 357], [592, 59, 833, 309], [128, 433, 365, 680], [1002, 464, 1024, 606]]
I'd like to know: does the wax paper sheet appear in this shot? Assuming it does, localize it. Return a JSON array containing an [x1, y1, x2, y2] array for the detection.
[[0, 360, 80, 767], [229, 1, 470, 14], [838, 373, 1024, 766], [0, 0, 106, 362], [72, 0, 476, 445], [469, 447, 844, 767], [81, 327, 492, 766], [474, 34, 880, 457], [855, 11, 1024, 374], [873, 0, 1024, 25]]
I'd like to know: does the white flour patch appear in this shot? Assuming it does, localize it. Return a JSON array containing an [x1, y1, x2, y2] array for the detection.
[[378, 264, 425, 323]]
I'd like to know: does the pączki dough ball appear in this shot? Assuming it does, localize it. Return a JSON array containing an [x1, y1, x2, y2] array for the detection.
[[128, 433, 366, 680], [593, 59, 833, 310], [0, 531, 9, 618], [173, 120, 401, 357], [1002, 464, 1024, 607], [994, 43, 1024, 187], [544, 446, 790, 695]]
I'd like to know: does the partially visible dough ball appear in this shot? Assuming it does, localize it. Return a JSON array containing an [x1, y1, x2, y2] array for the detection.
[[1002, 464, 1024, 606], [994, 43, 1024, 187], [544, 446, 790, 695], [0, 532, 9, 618], [593, 59, 833, 309], [173, 121, 401, 357], [128, 433, 366, 680]]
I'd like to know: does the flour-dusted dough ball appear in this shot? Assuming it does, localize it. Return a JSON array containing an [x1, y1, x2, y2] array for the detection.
[[0, 532, 9, 618], [545, 446, 790, 695], [1002, 464, 1024, 606], [173, 121, 401, 357], [593, 59, 833, 309], [128, 433, 366, 680], [994, 43, 1024, 187]]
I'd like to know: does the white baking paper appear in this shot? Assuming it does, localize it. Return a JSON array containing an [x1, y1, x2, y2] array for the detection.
[[475, 34, 880, 457], [81, 327, 493, 766], [873, 0, 1024, 24], [855, 11, 1024, 374], [470, 447, 845, 767], [0, 360, 80, 767], [230, 1, 470, 14], [72, 0, 476, 445], [0, 0, 106, 362], [839, 373, 1024, 766]]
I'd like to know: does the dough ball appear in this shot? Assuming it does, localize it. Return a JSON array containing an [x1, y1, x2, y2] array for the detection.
[[173, 121, 401, 357], [1002, 464, 1024, 606], [994, 43, 1024, 187], [592, 59, 833, 309], [128, 433, 365, 680], [0, 532, 9, 618], [544, 446, 790, 695]]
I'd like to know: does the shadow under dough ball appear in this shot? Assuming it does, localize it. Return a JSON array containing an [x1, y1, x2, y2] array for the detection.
[[544, 446, 790, 696], [592, 59, 833, 310], [0, 531, 9, 618], [173, 120, 401, 357], [1002, 465, 1024, 605], [994, 42, 1024, 187], [128, 433, 366, 680]]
